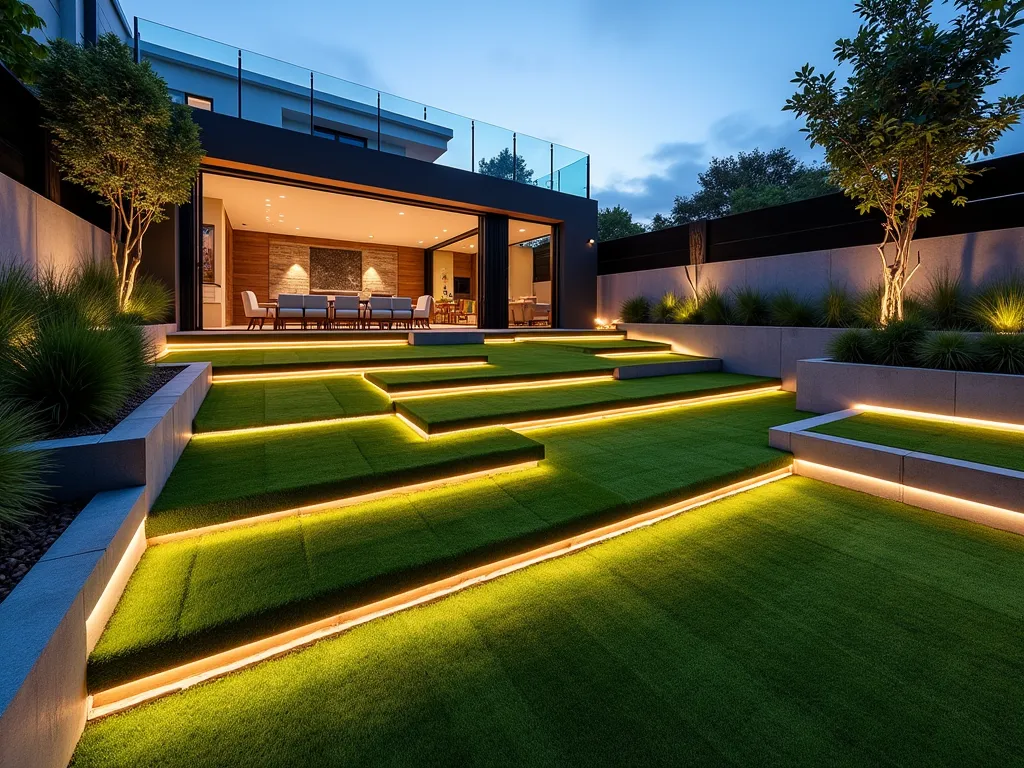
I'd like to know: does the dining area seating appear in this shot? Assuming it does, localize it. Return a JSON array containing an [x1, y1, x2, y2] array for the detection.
[[509, 296, 551, 326], [245, 291, 431, 330]]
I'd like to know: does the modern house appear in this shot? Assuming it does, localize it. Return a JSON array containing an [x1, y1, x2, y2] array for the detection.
[[17, 1, 598, 331]]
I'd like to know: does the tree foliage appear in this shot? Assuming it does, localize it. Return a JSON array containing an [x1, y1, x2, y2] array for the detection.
[[786, 0, 1024, 324], [648, 213, 674, 231], [478, 148, 534, 184], [0, 0, 47, 83], [597, 205, 647, 241], [669, 148, 835, 224], [37, 34, 204, 309]]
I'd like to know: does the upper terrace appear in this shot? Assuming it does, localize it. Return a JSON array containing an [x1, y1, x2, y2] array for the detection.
[[133, 18, 591, 198]]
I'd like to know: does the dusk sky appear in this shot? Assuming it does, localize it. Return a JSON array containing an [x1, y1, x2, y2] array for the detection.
[[122, 0, 1024, 221]]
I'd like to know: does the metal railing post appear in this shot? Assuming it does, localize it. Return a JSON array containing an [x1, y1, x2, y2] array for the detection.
[[133, 17, 139, 63], [549, 143, 554, 190], [586, 155, 591, 199], [376, 93, 381, 151], [237, 50, 242, 118], [512, 133, 517, 183], [309, 72, 314, 135], [471, 120, 475, 172]]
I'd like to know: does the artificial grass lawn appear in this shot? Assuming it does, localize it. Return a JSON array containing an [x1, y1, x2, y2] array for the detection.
[[811, 412, 1024, 472], [147, 420, 543, 537], [159, 343, 486, 372], [193, 376, 392, 433], [89, 393, 803, 690], [398, 372, 776, 433], [76, 477, 1024, 767]]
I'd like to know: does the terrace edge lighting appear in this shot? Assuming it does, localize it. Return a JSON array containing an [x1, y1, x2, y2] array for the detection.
[[852, 403, 1024, 433]]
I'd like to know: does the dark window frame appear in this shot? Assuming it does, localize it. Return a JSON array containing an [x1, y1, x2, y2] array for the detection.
[[185, 93, 214, 111], [313, 125, 368, 149]]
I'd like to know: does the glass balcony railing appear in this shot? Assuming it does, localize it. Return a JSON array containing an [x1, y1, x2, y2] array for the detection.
[[134, 18, 590, 198]]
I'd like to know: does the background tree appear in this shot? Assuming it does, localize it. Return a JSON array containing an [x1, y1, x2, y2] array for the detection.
[[478, 148, 534, 184], [597, 205, 647, 241], [648, 213, 674, 231], [786, 0, 1024, 324], [670, 148, 835, 223], [38, 34, 203, 310], [0, 0, 47, 83]]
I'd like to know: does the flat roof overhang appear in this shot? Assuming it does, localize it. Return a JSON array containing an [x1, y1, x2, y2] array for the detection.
[[192, 110, 596, 225]]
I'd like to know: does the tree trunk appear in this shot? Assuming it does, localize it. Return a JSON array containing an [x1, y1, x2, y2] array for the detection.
[[879, 221, 918, 326]]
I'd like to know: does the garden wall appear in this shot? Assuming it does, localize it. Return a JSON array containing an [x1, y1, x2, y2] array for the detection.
[[619, 324, 844, 391], [598, 227, 1024, 319], [0, 171, 107, 276]]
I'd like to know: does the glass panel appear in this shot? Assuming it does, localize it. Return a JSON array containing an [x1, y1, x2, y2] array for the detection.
[[380, 92, 449, 162], [474, 121, 515, 180], [425, 107, 472, 172], [515, 133, 552, 189], [137, 19, 240, 117], [553, 145, 589, 198], [240, 49, 311, 133], [313, 72, 380, 150]]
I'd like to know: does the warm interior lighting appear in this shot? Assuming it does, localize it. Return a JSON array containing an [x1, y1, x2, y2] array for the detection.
[[146, 460, 541, 546], [190, 413, 392, 441], [90, 467, 791, 719], [212, 361, 489, 384], [853, 403, 1024, 433], [390, 374, 612, 401]]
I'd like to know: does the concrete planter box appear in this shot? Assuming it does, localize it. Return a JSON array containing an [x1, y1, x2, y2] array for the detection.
[[142, 323, 177, 359], [619, 323, 844, 391], [796, 358, 1024, 421], [25, 362, 212, 508]]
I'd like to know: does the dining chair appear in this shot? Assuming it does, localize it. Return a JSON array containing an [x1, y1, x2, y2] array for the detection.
[[391, 297, 413, 329], [413, 295, 433, 328], [241, 291, 270, 330], [276, 294, 304, 329], [302, 294, 329, 329], [333, 295, 361, 328], [368, 296, 393, 328]]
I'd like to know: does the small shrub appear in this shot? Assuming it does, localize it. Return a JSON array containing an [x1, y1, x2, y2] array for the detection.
[[651, 292, 683, 323], [867, 319, 927, 367], [915, 331, 978, 371], [698, 285, 732, 325], [977, 333, 1024, 375], [769, 289, 816, 327], [919, 269, 973, 330], [619, 295, 652, 324], [971, 274, 1024, 334], [818, 283, 855, 328], [671, 296, 702, 323], [828, 329, 873, 364], [732, 287, 770, 325], [0, 403, 51, 533]]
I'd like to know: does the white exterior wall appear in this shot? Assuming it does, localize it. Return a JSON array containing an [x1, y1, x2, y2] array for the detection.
[[598, 226, 1024, 318]]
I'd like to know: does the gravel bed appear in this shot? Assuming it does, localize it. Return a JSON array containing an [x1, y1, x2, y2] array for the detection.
[[0, 500, 85, 604]]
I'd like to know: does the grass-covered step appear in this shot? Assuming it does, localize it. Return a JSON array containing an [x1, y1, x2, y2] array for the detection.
[[160, 342, 488, 374], [146, 421, 544, 538], [88, 393, 802, 691], [521, 338, 673, 354], [810, 412, 1024, 472], [194, 376, 393, 433], [396, 372, 778, 434], [76, 476, 1024, 767]]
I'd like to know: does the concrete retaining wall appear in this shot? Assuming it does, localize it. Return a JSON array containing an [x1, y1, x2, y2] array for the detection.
[[25, 362, 212, 507], [0, 487, 147, 768], [143, 323, 178, 359], [598, 226, 1024, 319], [795, 358, 1024, 420], [0, 172, 107, 276], [620, 324, 844, 391]]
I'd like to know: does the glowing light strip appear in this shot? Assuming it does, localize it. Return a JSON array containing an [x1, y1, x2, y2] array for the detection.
[[166, 339, 409, 352], [484, 338, 517, 345], [190, 413, 392, 441], [212, 361, 488, 384], [90, 467, 792, 719], [594, 351, 676, 359], [515, 335, 625, 343], [85, 520, 147, 653], [854, 403, 1024, 434], [792, 460, 1024, 535], [146, 460, 541, 546], [395, 411, 431, 440], [390, 374, 612, 401]]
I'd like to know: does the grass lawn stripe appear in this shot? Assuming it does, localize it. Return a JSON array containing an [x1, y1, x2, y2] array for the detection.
[[146, 420, 544, 537], [89, 393, 803, 690], [810, 411, 1024, 472], [396, 372, 777, 433], [75, 477, 1024, 767]]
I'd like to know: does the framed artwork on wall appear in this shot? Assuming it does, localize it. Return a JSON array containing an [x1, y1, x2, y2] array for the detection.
[[201, 224, 216, 283]]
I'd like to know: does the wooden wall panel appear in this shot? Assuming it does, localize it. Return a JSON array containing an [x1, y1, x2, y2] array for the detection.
[[453, 252, 477, 300], [224, 212, 234, 325], [230, 231, 425, 325], [231, 230, 270, 326]]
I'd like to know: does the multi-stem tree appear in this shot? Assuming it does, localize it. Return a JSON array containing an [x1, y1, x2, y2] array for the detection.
[[786, 0, 1023, 324]]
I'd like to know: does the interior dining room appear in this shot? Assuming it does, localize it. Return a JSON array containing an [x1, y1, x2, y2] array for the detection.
[[199, 173, 555, 329]]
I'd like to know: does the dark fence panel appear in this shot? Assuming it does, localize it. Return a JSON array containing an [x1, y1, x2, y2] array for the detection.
[[597, 152, 1024, 275], [0, 63, 108, 232]]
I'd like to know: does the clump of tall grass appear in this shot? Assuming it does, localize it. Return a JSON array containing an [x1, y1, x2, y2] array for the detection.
[[0, 403, 51, 534], [818, 284, 856, 328], [977, 333, 1024, 375], [619, 295, 651, 324], [671, 296, 702, 323], [915, 331, 978, 371], [867, 319, 927, 367], [828, 329, 873, 364], [971, 274, 1024, 334], [918, 269, 973, 331], [698, 285, 732, 325], [651, 292, 683, 323], [769, 289, 816, 327], [732, 287, 770, 326]]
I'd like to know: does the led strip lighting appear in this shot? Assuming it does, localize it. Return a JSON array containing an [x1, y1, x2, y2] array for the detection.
[[389, 374, 612, 401], [89, 466, 792, 719], [146, 460, 542, 546], [190, 413, 392, 441], [166, 339, 409, 352], [594, 351, 676, 359], [854, 403, 1024, 433], [212, 361, 488, 384], [514, 335, 625, 343], [397, 386, 783, 439]]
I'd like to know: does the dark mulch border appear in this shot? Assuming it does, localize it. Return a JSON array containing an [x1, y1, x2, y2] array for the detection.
[[0, 499, 86, 604], [54, 365, 187, 439]]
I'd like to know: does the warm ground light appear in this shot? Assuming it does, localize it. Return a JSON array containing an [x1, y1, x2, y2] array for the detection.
[[73, 337, 1024, 765]]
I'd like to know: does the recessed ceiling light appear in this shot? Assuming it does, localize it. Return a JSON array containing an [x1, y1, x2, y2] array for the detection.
[[418, 240, 423, 244], [369, 235, 374, 238], [470, 244, 475, 248], [295, 227, 300, 230], [265, 203, 271, 207], [443, 229, 447, 233], [519, 228, 526, 232], [434, 236, 439, 239], [398, 211, 405, 216], [265, 198, 270, 202], [279, 195, 286, 199]]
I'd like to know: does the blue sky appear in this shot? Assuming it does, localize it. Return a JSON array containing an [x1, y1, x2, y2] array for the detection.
[[122, 0, 1023, 221]]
